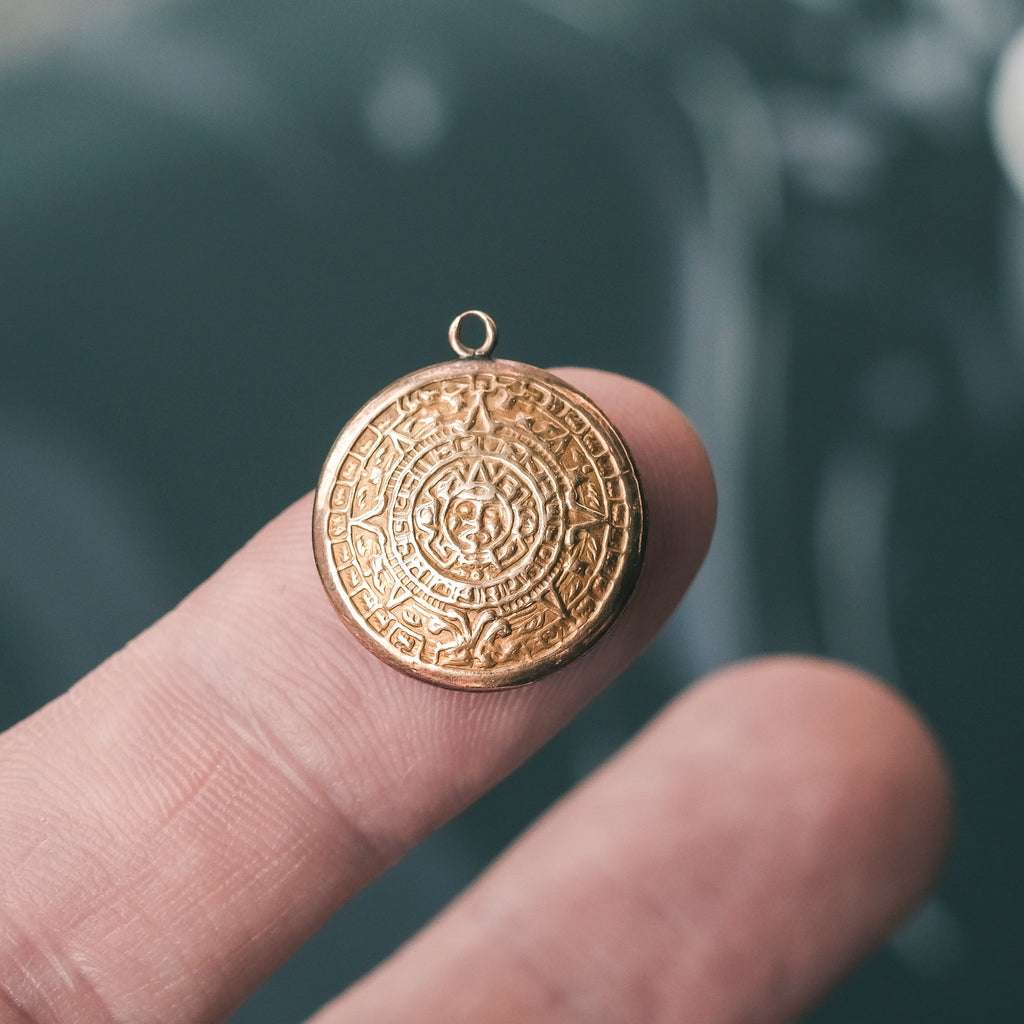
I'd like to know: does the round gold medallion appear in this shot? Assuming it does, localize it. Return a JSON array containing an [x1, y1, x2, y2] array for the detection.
[[312, 311, 646, 690]]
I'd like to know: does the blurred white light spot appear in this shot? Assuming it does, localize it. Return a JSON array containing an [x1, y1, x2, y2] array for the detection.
[[853, 22, 978, 127], [889, 897, 965, 978], [773, 89, 888, 202], [68, 23, 341, 218], [861, 352, 938, 434], [990, 27, 1024, 201], [364, 64, 447, 159], [0, 0, 168, 72], [931, 0, 1018, 59]]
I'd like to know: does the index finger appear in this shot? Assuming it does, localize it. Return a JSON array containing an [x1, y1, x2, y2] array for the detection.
[[0, 369, 716, 1024]]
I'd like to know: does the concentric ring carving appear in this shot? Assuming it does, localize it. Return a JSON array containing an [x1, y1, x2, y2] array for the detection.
[[313, 358, 646, 690]]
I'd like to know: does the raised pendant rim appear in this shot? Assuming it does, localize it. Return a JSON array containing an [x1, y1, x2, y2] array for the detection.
[[312, 357, 647, 691]]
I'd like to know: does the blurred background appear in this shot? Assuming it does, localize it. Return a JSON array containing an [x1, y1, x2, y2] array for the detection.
[[1, 0, 1021, 1019]]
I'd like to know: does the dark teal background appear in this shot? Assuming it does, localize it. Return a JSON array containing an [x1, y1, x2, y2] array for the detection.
[[1, 0, 1021, 1019]]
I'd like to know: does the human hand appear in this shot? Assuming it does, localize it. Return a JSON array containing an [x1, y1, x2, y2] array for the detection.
[[0, 369, 951, 1023]]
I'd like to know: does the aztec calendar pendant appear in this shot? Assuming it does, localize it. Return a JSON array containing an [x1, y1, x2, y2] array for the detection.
[[312, 311, 646, 690]]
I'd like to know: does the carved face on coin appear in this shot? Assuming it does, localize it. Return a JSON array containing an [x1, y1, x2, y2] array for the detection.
[[313, 333, 646, 690], [414, 457, 538, 580]]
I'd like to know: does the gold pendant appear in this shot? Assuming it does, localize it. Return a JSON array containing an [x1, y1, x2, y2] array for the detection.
[[312, 311, 646, 690]]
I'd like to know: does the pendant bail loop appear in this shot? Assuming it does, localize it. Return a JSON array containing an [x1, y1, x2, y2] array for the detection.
[[449, 310, 498, 359]]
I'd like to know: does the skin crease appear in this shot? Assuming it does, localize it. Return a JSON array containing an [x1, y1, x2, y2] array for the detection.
[[0, 369, 951, 1024]]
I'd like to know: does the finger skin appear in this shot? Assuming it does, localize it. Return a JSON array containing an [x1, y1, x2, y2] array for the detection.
[[0, 370, 715, 1024], [318, 657, 953, 1024]]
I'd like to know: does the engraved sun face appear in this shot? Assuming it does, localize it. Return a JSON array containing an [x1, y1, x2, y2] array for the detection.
[[443, 477, 511, 560], [411, 456, 544, 585]]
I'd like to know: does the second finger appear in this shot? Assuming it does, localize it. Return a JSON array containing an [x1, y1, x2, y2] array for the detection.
[[319, 657, 953, 1024]]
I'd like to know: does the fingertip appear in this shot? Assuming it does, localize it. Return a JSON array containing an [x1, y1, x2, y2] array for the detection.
[[692, 654, 955, 924], [317, 654, 954, 1024]]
